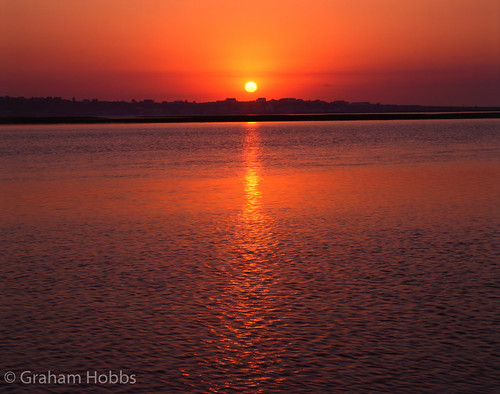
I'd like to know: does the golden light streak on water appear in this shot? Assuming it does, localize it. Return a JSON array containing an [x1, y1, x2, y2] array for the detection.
[[204, 123, 287, 391]]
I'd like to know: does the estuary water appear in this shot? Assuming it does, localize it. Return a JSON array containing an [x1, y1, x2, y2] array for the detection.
[[1, 119, 499, 392]]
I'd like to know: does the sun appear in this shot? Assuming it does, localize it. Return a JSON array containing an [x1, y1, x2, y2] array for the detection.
[[245, 81, 257, 93]]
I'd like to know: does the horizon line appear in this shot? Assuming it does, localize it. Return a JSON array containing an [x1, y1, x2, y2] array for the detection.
[[3, 95, 500, 109]]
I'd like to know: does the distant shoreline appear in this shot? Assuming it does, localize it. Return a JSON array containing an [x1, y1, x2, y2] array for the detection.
[[1, 112, 499, 125]]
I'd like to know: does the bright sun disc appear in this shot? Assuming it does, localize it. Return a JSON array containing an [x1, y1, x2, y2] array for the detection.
[[245, 81, 257, 93]]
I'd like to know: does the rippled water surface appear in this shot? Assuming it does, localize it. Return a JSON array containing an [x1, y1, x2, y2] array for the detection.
[[1, 120, 499, 392]]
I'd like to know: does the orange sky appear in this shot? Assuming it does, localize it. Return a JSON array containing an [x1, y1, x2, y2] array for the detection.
[[1, 0, 499, 105]]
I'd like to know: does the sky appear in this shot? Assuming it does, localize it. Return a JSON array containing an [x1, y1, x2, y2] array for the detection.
[[1, 0, 499, 106]]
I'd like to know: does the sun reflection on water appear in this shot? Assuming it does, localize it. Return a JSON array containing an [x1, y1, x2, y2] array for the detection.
[[204, 122, 287, 391], [238, 122, 271, 255]]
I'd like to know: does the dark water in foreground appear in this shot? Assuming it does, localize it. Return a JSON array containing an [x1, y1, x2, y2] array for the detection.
[[1, 120, 499, 393]]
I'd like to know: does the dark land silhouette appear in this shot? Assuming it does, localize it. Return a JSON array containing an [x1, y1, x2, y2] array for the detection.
[[1, 96, 499, 124]]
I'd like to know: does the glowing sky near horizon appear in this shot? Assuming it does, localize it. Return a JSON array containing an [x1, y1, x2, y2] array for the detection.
[[1, 0, 499, 105]]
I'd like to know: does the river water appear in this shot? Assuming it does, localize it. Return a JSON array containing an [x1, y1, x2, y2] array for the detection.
[[1, 119, 499, 392]]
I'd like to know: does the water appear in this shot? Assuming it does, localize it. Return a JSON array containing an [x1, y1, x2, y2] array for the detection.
[[1, 120, 499, 392]]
